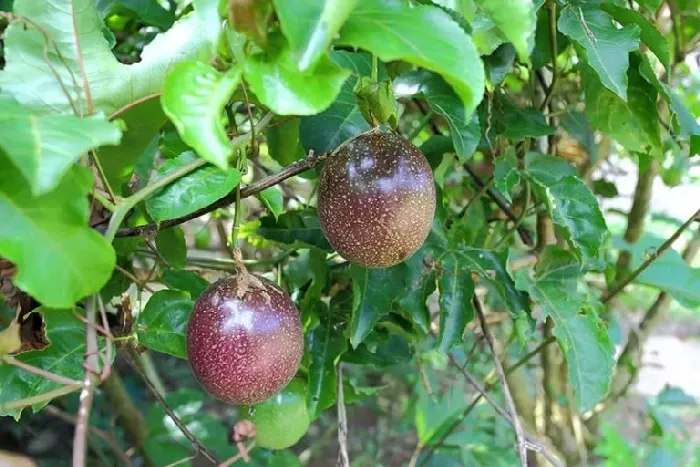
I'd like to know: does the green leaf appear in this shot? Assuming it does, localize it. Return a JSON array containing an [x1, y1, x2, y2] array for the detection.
[[193, 0, 221, 53], [0, 0, 213, 116], [99, 95, 166, 193], [256, 209, 333, 251], [601, 4, 670, 72], [474, 0, 535, 62], [162, 62, 241, 170], [485, 94, 554, 141], [525, 153, 607, 263], [0, 98, 122, 195], [273, 0, 358, 71], [558, 5, 640, 99], [582, 54, 660, 152], [349, 265, 406, 348], [514, 246, 614, 412], [98, 0, 175, 29], [0, 162, 115, 308], [0, 308, 108, 419], [145, 151, 241, 223], [342, 333, 413, 367], [560, 110, 598, 163], [137, 290, 193, 359], [493, 148, 520, 203], [265, 118, 306, 166], [244, 36, 350, 116], [415, 386, 469, 446], [160, 270, 210, 300], [155, 227, 187, 270], [483, 43, 516, 86], [398, 253, 437, 334], [437, 253, 475, 352], [299, 51, 385, 153], [306, 306, 348, 419], [338, 0, 485, 118], [259, 186, 285, 220], [395, 71, 481, 163]]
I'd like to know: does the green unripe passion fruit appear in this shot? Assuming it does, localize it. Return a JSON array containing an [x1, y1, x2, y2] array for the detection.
[[241, 378, 310, 450]]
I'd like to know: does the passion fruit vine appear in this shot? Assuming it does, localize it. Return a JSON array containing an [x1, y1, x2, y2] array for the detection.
[[318, 131, 436, 268], [186, 272, 303, 405]]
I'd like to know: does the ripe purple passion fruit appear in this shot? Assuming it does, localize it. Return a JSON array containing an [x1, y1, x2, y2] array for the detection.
[[186, 275, 303, 405], [318, 131, 436, 268]]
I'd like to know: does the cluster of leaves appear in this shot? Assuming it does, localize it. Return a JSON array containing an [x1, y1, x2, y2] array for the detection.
[[0, 0, 699, 464]]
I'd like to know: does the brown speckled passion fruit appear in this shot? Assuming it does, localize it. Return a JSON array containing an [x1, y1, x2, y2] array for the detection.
[[186, 275, 303, 405], [318, 131, 436, 268]]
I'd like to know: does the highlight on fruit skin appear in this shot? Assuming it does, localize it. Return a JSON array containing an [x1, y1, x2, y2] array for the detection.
[[186, 274, 303, 406], [318, 131, 436, 269], [240, 378, 310, 450]]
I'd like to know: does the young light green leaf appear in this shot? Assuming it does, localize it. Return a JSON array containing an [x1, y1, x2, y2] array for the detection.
[[0, 308, 109, 419], [349, 265, 406, 348], [299, 51, 385, 153], [474, 0, 535, 62], [156, 227, 187, 271], [306, 305, 348, 419], [514, 247, 614, 412], [244, 40, 350, 116], [0, 163, 115, 308], [145, 151, 241, 223], [137, 290, 193, 359], [0, 0, 213, 116], [273, 0, 358, 71], [525, 153, 607, 263], [162, 63, 241, 170], [0, 97, 121, 195], [99, 95, 166, 193], [193, 0, 221, 53], [437, 253, 475, 352], [600, 4, 670, 72], [493, 148, 520, 203], [394, 70, 481, 163], [160, 270, 210, 300], [337, 0, 485, 118], [558, 5, 640, 100], [259, 186, 285, 220]]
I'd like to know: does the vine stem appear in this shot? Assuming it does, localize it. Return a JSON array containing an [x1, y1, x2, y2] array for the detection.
[[123, 346, 219, 464], [473, 296, 528, 466], [602, 206, 700, 304], [540, 0, 558, 111], [1, 355, 82, 386], [336, 362, 350, 467]]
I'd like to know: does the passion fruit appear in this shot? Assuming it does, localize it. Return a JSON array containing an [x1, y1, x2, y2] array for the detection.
[[241, 378, 310, 450], [318, 131, 436, 268], [186, 274, 303, 405]]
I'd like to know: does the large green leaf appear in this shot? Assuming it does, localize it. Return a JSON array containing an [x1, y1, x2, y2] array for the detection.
[[145, 151, 241, 223], [601, 4, 670, 72], [525, 153, 607, 263], [437, 253, 475, 352], [266, 117, 306, 166], [349, 265, 406, 348], [485, 94, 554, 141], [0, 162, 115, 308], [583, 55, 660, 152], [155, 227, 187, 271], [137, 290, 193, 359], [558, 5, 640, 100], [299, 51, 385, 153], [160, 270, 210, 300], [244, 37, 350, 116], [337, 0, 485, 118], [98, 95, 166, 193], [273, 0, 358, 71], [514, 247, 614, 412], [162, 63, 241, 170], [193, 0, 221, 53], [256, 209, 333, 251], [0, 308, 109, 419], [306, 305, 348, 419], [415, 386, 469, 446], [474, 0, 535, 62], [493, 148, 520, 203], [0, 97, 121, 195], [394, 70, 481, 163], [0, 0, 212, 116]]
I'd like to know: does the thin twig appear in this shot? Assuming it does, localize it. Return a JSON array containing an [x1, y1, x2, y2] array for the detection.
[[115, 150, 328, 237], [0, 384, 82, 412], [602, 207, 699, 303], [73, 297, 101, 467], [2, 355, 82, 386], [217, 442, 254, 467], [473, 296, 527, 466], [123, 346, 219, 464], [336, 363, 350, 467]]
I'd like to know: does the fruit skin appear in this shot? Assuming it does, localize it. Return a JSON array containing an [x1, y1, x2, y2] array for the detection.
[[186, 275, 303, 405], [241, 378, 310, 450], [318, 131, 436, 268]]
